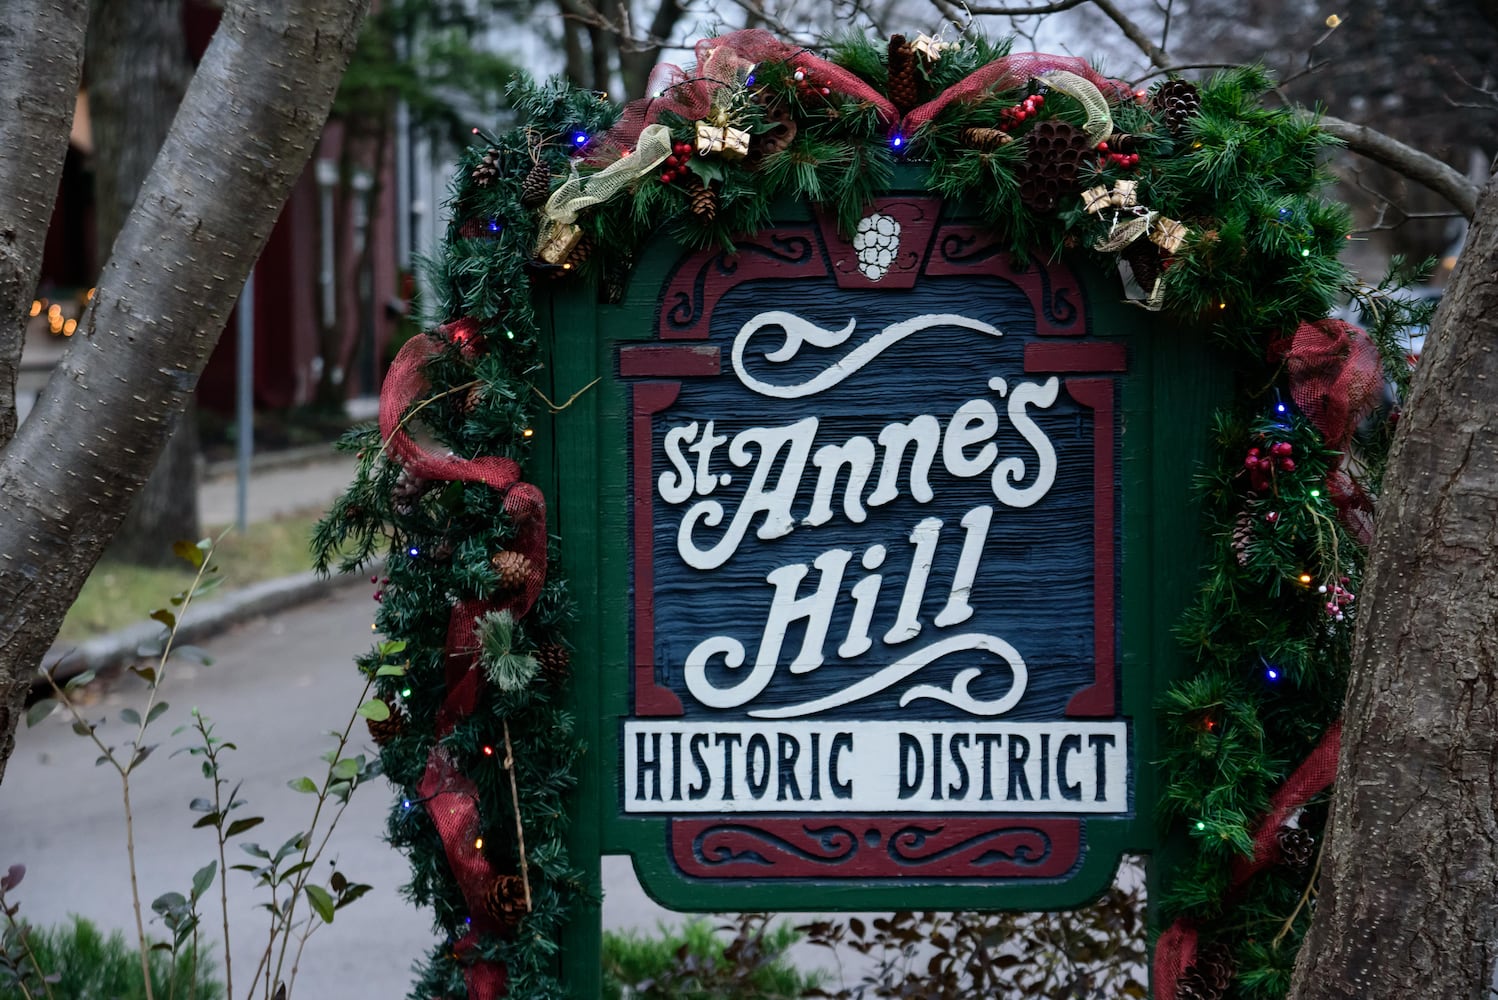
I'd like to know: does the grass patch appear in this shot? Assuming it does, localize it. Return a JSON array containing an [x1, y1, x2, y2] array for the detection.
[[602, 916, 820, 1000], [58, 514, 323, 643], [0, 915, 223, 1000]]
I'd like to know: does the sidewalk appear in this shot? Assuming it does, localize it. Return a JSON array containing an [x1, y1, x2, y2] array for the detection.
[[43, 446, 365, 678]]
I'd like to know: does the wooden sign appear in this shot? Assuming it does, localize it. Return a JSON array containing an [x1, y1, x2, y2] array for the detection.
[[535, 178, 1225, 949], [584, 193, 1163, 910]]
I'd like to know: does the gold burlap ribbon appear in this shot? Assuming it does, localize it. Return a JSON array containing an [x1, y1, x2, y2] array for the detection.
[[543, 123, 675, 225], [1037, 70, 1112, 142]]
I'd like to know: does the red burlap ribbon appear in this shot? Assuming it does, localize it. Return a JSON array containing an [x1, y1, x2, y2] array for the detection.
[[1271, 319, 1382, 450], [1154, 722, 1342, 999], [599, 30, 1128, 153], [381, 331, 549, 999]]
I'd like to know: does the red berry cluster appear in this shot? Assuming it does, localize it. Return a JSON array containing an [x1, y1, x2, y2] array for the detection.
[[998, 92, 1045, 131], [1244, 440, 1295, 492], [371, 573, 391, 602], [1096, 141, 1140, 169], [792, 66, 831, 99], [1318, 578, 1354, 621], [659, 141, 695, 185]]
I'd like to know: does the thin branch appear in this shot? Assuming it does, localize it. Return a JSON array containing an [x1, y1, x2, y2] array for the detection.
[[955, 0, 1087, 12], [1321, 116, 1480, 220], [1131, 62, 1237, 85]]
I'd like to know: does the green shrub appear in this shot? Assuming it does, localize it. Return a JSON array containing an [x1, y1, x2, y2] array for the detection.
[[602, 914, 820, 1000], [0, 916, 223, 1000]]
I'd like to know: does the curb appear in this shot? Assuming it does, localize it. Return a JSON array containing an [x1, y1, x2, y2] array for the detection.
[[39, 562, 381, 688]]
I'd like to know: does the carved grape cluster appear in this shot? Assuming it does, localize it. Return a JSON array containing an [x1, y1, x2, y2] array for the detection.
[[853, 213, 901, 281]]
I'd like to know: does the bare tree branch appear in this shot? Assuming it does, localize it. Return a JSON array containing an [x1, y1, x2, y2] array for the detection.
[[1320, 116, 1480, 220], [949, 0, 1087, 14], [0, 0, 88, 453]]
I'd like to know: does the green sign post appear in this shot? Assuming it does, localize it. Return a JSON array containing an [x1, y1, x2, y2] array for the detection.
[[535, 173, 1228, 996]]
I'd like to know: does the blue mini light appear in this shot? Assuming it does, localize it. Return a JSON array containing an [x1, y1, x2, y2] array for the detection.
[[407, 546, 420, 558], [1266, 666, 1280, 682], [487, 217, 503, 234], [1278, 206, 1292, 220], [890, 134, 905, 151], [402, 799, 412, 810], [572, 131, 589, 147]]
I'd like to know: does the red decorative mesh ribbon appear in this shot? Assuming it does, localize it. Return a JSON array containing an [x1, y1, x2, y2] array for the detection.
[[598, 30, 1128, 153], [1153, 722, 1342, 999], [1271, 318, 1382, 450], [381, 331, 549, 999]]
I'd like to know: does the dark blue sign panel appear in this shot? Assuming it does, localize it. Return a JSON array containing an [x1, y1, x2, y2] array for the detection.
[[620, 198, 1127, 882]]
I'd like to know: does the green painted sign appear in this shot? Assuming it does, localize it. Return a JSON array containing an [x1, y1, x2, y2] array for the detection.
[[534, 172, 1227, 995]]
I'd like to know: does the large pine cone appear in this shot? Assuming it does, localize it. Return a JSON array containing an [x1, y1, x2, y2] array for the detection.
[[1277, 825, 1316, 870], [1231, 510, 1254, 567], [471, 147, 501, 188], [365, 697, 403, 747], [392, 469, 429, 516], [1017, 120, 1090, 213], [1177, 943, 1233, 1000], [483, 874, 528, 931], [491, 550, 534, 592], [535, 643, 572, 686], [687, 180, 718, 222], [886, 35, 920, 113], [1154, 79, 1202, 136], [962, 126, 1013, 151], [520, 160, 551, 208]]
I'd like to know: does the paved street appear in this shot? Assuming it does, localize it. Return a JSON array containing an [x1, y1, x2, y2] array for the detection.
[[1, 586, 836, 998]]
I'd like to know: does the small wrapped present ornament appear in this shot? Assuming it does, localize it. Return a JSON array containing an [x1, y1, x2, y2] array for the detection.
[[1149, 216, 1188, 254], [1082, 179, 1138, 214], [694, 121, 750, 160], [535, 220, 583, 265], [911, 32, 955, 60]]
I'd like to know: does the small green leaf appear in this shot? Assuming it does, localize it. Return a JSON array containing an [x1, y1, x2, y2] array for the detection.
[[25, 700, 57, 727], [192, 812, 222, 829], [120, 708, 141, 727], [192, 861, 217, 902], [375, 663, 407, 677], [377, 640, 408, 656], [71, 720, 93, 737], [356, 699, 391, 722], [146, 702, 169, 725], [65, 670, 96, 692], [150, 609, 177, 630], [130, 665, 158, 685], [287, 776, 318, 794], [225, 816, 264, 837], [330, 758, 359, 781], [172, 645, 214, 666], [189, 797, 215, 813], [173, 540, 206, 569], [304, 884, 336, 924], [277, 860, 315, 885], [329, 871, 348, 894]]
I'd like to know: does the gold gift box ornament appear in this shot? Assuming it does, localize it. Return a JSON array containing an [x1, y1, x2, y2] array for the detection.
[[536, 221, 583, 265], [694, 121, 750, 160]]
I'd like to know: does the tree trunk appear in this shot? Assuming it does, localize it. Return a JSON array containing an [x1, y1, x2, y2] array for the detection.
[[1288, 174, 1498, 998], [0, 0, 370, 787], [0, 1, 88, 452], [88, 0, 200, 566]]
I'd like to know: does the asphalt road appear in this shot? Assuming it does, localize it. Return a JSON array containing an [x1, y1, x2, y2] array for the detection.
[[0, 587, 870, 998]]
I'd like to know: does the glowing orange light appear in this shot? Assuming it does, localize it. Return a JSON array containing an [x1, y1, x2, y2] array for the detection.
[[522, 428, 535, 438], [474, 837, 484, 850], [29, 300, 41, 317], [62, 318, 77, 336], [1298, 573, 1313, 585]]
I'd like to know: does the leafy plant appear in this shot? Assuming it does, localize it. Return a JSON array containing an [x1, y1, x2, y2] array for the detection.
[[0, 911, 221, 1000], [22, 537, 392, 1000], [603, 913, 820, 1000]]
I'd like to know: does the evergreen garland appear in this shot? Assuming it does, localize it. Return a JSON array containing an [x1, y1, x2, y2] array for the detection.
[[314, 29, 1427, 999]]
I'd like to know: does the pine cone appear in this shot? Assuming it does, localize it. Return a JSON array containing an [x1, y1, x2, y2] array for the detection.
[[1277, 826, 1316, 870], [471, 147, 501, 188], [483, 874, 528, 931], [520, 160, 551, 208], [1122, 239, 1165, 297], [1231, 511, 1254, 567], [432, 538, 455, 561], [1154, 79, 1202, 136], [687, 180, 718, 222], [566, 234, 593, 269], [491, 550, 534, 592], [962, 126, 1013, 151], [1105, 132, 1138, 153], [462, 384, 484, 414], [392, 469, 429, 516], [365, 697, 403, 747], [1177, 943, 1233, 1000], [1017, 121, 1090, 213], [887, 35, 920, 113], [536, 643, 571, 685]]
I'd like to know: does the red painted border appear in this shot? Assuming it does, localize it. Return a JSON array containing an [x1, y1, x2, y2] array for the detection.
[[620, 345, 721, 377], [924, 225, 1086, 337], [671, 817, 1081, 880], [1058, 378, 1117, 717], [632, 383, 685, 717], [1025, 341, 1127, 373], [658, 227, 829, 340]]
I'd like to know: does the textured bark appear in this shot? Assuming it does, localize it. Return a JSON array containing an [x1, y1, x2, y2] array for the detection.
[[1288, 175, 1498, 998], [88, 0, 201, 565], [0, 0, 370, 787], [0, 1, 88, 452]]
